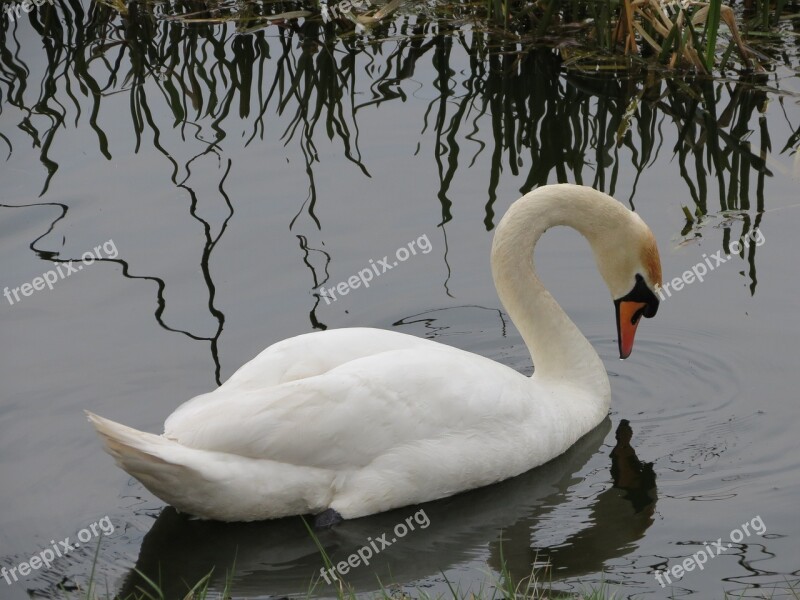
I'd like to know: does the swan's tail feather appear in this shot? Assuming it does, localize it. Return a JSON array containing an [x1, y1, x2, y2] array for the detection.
[[86, 411, 194, 502], [87, 411, 321, 522]]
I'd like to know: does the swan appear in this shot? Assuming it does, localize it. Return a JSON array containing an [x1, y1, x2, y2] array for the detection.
[[87, 183, 662, 524]]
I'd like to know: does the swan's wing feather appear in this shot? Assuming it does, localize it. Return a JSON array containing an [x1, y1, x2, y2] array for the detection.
[[164, 345, 533, 471], [226, 327, 433, 387], [164, 328, 433, 428]]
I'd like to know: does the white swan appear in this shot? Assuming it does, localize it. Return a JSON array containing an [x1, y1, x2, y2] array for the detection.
[[88, 184, 662, 523]]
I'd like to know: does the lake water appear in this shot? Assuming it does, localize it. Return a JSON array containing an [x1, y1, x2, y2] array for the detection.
[[1, 3, 800, 599]]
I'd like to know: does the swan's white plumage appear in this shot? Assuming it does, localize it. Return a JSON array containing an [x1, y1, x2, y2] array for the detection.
[[88, 184, 661, 522]]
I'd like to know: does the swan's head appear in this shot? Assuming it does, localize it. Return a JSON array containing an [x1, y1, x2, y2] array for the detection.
[[591, 211, 662, 360]]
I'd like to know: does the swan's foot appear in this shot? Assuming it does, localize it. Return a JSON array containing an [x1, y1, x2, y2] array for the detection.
[[314, 508, 344, 529]]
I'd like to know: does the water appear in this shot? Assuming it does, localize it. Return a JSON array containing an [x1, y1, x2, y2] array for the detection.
[[1, 3, 800, 598]]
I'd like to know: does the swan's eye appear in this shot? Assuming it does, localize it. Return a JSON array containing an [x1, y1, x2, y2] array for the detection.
[[622, 273, 659, 319]]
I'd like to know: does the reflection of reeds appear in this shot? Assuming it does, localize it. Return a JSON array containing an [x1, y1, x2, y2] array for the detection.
[[1, 4, 787, 209], [0, 0, 800, 209], [2, 3, 788, 317]]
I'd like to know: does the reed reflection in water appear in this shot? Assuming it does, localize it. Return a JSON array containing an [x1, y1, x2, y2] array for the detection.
[[2, 2, 782, 353]]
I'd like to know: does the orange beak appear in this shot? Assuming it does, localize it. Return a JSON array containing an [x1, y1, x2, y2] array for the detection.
[[616, 300, 648, 359]]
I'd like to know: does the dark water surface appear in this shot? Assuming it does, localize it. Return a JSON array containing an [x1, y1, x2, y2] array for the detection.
[[2, 2, 800, 599]]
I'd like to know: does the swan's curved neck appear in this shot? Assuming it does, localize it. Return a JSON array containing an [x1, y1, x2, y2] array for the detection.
[[491, 186, 612, 399]]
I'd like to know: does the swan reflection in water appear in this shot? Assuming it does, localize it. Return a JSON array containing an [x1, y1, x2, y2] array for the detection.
[[114, 419, 656, 598], [488, 419, 656, 584]]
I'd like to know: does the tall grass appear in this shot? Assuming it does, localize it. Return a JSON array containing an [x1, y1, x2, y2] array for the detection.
[[704, 0, 723, 68], [482, 0, 788, 73]]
